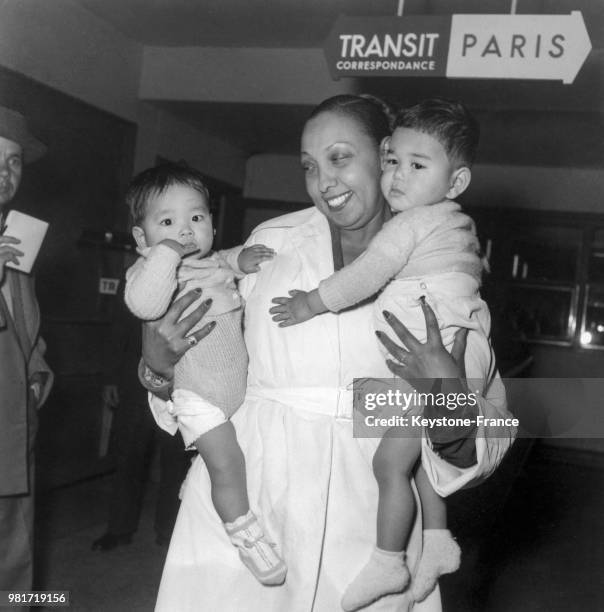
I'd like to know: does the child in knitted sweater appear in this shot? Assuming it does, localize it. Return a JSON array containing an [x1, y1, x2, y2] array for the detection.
[[272, 99, 493, 609], [124, 163, 286, 586]]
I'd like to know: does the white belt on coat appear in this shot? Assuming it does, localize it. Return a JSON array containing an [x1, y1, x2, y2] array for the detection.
[[246, 386, 354, 421]]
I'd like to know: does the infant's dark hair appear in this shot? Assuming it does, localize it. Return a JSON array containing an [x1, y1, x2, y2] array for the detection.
[[394, 98, 480, 167], [125, 162, 210, 226]]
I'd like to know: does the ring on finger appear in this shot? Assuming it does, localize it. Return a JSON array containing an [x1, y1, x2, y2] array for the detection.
[[186, 335, 198, 347], [398, 351, 411, 366]]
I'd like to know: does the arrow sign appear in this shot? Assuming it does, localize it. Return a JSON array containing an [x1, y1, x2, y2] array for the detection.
[[323, 12, 592, 83], [446, 12, 592, 84]]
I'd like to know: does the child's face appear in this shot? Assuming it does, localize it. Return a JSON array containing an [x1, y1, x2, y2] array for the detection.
[[133, 183, 214, 257], [380, 127, 457, 212]]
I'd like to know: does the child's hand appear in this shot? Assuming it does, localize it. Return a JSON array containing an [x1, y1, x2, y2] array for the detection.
[[238, 244, 275, 273], [159, 239, 199, 258], [269, 290, 315, 327], [159, 239, 188, 257]]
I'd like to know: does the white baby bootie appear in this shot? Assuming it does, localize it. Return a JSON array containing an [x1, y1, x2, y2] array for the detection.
[[225, 510, 287, 586], [411, 529, 461, 602], [341, 547, 410, 611]]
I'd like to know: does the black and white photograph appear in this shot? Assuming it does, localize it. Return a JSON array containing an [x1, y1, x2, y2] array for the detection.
[[0, 1, 602, 610]]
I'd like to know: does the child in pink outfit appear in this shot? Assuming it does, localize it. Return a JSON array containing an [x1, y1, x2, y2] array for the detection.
[[273, 99, 492, 610], [124, 163, 286, 586]]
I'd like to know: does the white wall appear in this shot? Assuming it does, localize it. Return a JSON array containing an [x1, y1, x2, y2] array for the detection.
[[140, 47, 356, 105], [0, 0, 142, 121], [134, 103, 246, 185], [244, 154, 308, 203], [244, 153, 604, 213], [0, 0, 247, 186]]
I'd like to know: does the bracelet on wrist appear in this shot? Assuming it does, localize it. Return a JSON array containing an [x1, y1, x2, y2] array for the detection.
[[142, 364, 172, 388]]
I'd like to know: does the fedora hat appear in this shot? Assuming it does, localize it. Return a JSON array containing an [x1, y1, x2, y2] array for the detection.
[[0, 106, 47, 163]]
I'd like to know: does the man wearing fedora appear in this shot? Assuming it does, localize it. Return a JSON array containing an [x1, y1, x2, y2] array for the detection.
[[0, 106, 53, 590]]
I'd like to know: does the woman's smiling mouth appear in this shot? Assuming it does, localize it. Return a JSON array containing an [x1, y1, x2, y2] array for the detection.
[[324, 191, 353, 210]]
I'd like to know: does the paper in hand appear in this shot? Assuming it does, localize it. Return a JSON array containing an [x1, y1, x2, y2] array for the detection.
[[3, 210, 49, 274]]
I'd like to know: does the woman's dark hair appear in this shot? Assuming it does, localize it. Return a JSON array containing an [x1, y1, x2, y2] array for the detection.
[[308, 94, 394, 147], [394, 98, 480, 167], [125, 162, 210, 225]]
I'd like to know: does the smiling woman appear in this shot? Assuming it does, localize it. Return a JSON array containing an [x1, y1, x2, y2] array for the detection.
[[142, 94, 513, 612], [300, 94, 391, 242], [267, 98, 503, 611]]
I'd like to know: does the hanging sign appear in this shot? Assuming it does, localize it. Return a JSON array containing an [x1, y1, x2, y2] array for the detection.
[[324, 11, 591, 84], [447, 12, 592, 84], [324, 16, 451, 78]]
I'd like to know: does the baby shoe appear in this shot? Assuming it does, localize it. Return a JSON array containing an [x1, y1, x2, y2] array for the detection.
[[225, 511, 287, 586]]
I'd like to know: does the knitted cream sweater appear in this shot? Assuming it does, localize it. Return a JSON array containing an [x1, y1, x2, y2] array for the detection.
[[125, 242, 248, 415], [125, 243, 244, 320], [318, 201, 484, 313]]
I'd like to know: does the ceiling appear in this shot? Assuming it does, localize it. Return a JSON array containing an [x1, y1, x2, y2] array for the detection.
[[78, 0, 604, 167], [80, 0, 604, 48]]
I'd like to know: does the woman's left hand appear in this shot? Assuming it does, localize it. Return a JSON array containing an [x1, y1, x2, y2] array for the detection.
[[376, 297, 468, 384], [376, 298, 479, 465]]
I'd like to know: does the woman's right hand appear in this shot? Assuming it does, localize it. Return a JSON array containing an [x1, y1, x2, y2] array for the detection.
[[0, 235, 23, 284], [141, 289, 215, 379]]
